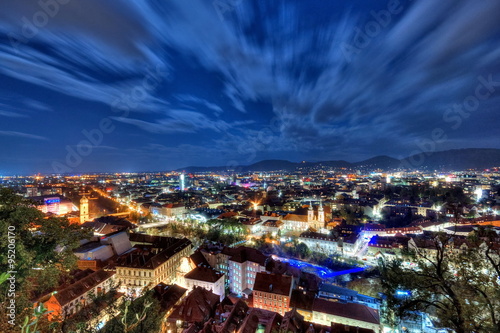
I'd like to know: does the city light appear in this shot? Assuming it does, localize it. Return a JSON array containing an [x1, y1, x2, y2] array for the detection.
[[1, 1, 499, 331]]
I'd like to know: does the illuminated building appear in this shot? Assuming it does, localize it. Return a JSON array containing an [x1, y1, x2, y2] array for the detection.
[[31, 195, 75, 216], [282, 202, 326, 232], [114, 235, 192, 293], [226, 246, 269, 296], [180, 173, 185, 191], [311, 299, 381, 332], [80, 196, 89, 224], [252, 272, 293, 316], [183, 265, 225, 301]]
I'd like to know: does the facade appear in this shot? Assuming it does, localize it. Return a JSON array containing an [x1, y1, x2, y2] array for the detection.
[[366, 235, 409, 260], [183, 265, 225, 301], [261, 219, 283, 236], [299, 232, 340, 255], [80, 196, 89, 223], [252, 272, 293, 316], [199, 245, 269, 295], [114, 236, 192, 293], [149, 203, 187, 218], [163, 203, 187, 217], [311, 298, 381, 332], [282, 203, 326, 231], [200, 244, 231, 277], [226, 247, 269, 295]]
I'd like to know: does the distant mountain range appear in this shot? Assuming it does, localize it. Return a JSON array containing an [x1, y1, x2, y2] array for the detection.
[[179, 148, 500, 172]]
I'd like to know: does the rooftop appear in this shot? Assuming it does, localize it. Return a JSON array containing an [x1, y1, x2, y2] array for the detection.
[[184, 266, 224, 283], [312, 298, 380, 325], [253, 272, 293, 296]]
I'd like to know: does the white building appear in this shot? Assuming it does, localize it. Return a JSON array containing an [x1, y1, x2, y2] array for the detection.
[[227, 247, 269, 296], [311, 298, 381, 332], [282, 203, 325, 232], [298, 232, 340, 255], [183, 265, 225, 301]]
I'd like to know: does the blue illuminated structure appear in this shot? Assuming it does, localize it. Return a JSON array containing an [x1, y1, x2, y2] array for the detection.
[[44, 198, 60, 204], [275, 256, 367, 279], [396, 289, 412, 297]]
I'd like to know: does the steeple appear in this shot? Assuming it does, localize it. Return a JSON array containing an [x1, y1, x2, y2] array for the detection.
[[318, 199, 325, 225], [307, 200, 314, 222]]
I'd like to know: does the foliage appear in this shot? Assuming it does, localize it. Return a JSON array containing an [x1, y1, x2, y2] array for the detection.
[[0, 188, 92, 330], [102, 290, 162, 333], [20, 303, 52, 333], [347, 277, 382, 298], [155, 218, 246, 246], [332, 206, 364, 225], [379, 232, 500, 333]]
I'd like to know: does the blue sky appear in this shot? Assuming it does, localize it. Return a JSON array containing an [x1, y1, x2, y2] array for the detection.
[[0, 0, 499, 174]]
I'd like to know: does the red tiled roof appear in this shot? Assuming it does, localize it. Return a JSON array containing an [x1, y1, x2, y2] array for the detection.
[[169, 287, 220, 323], [218, 212, 238, 219], [283, 214, 309, 223]]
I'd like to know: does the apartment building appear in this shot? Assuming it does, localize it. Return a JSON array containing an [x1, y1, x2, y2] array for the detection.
[[114, 235, 192, 292], [252, 272, 293, 316]]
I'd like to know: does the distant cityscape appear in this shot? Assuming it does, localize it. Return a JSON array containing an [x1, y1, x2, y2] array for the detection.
[[1, 161, 499, 332]]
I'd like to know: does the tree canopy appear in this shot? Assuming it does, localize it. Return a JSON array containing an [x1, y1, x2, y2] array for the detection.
[[0, 188, 91, 331], [379, 231, 500, 333]]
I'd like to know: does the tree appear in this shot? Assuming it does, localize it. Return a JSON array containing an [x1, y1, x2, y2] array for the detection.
[[102, 290, 162, 333], [0, 188, 92, 331], [379, 232, 500, 332], [348, 277, 382, 298], [295, 242, 311, 260]]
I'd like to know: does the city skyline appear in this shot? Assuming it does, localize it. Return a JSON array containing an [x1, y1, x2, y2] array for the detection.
[[1, 0, 500, 174]]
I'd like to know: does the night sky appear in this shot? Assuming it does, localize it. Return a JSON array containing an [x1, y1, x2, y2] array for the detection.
[[0, 0, 500, 175]]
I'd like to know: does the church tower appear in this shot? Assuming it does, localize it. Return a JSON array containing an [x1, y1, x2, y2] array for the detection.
[[317, 200, 325, 229], [80, 196, 89, 224], [307, 201, 314, 222]]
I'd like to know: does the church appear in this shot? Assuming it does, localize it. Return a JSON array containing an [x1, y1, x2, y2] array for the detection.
[[282, 202, 326, 232]]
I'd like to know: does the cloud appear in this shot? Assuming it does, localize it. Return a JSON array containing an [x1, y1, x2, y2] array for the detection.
[[174, 94, 223, 114], [0, 0, 170, 111], [22, 98, 52, 112], [0, 43, 170, 112], [111, 109, 254, 134], [0, 130, 48, 141], [1, 0, 500, 168], [0, 110, 27, 118]]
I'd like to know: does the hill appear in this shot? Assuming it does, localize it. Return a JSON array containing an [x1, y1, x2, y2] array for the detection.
[[178, 148, 500, 172]]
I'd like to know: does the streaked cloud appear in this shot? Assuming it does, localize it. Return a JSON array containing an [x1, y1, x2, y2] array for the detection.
[[0, 130, 48, 141], [0, 0, 499, 172]]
